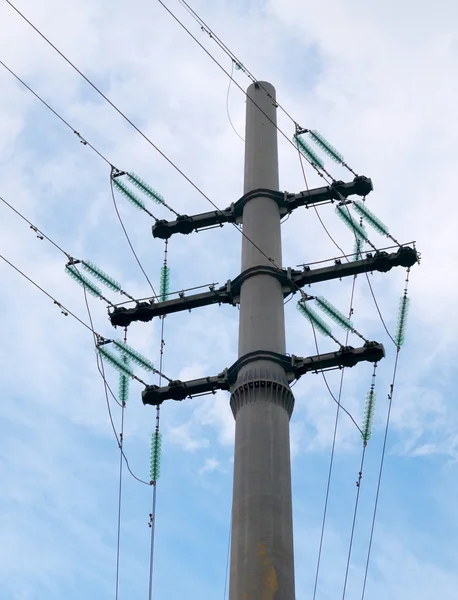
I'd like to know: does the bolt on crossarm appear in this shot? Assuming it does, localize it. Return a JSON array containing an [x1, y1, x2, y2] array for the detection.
[[229, 82, 295, 600]]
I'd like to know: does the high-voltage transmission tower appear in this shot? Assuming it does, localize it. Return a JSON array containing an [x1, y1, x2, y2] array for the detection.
[[109, 82, 418, 599]]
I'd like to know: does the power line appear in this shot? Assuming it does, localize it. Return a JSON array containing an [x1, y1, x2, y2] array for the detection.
[[176, 0, 299, 127], [308, 310, 363, 434], [5, 2, 392, 320], [0, 193, 72, 259], [115, 403, 125, 600], [1, 45, 297, 296], [360, 349, 400, 600], [0, 251, 155, 391], [6, 0, 334, 185], [176, 0, 357, 176], [155, 0, 336, 182], [2, 7, 373, 340], [0, 60, 176, 220], [79, 281, 128, 597], [0, 251, 94, 333], [148, 240, 168, 600], [0, 192, 135, 305], [341, 362, 377, 600], [0, 59, 113, 166], [7, 0, 378, 434], [298, 152, 402, 348], [360, 268, 411, 599], [5, 0, 252, 207], [363, 273, 397, 346], [312, 275, 358, 600], [114, 326, 129, 600], [341, 446, 367, 600], [296, 151, 363, 432]]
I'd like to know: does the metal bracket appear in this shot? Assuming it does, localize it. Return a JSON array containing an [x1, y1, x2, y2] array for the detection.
[[141, 341, 385, 405], [290, 246, 418, 289], [108, 246, 418, 328], [152, 177, 373, 239]]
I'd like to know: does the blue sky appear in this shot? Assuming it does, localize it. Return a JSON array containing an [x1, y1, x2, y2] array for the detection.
[[0, 0, 457, 599]]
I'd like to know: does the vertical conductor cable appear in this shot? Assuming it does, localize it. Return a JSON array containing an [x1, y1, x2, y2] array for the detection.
[[115, 327, 129, 600], [360, 268, 411, 600], [312, 275, 358, 600], [341, 363, 377, 600], [76, 270, 143, 598], [148, 239, 168, 600]]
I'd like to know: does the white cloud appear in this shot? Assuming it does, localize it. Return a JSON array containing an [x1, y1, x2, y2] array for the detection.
[[198, 456, 222, 476], [0, 0, 457, 598]]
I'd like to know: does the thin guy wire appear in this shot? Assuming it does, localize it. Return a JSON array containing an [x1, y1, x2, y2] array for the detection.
[[109, 171, 158, 297], [226, 60, 244, 142], [361, 269, 410, 599], [312, 275, 358, 600]]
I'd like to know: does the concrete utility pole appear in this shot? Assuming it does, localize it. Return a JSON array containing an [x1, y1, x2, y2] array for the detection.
[[229, 82, 295, 600], [111, 78, 418, 600]]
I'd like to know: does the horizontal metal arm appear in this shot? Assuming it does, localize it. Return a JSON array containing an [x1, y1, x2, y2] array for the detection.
[[108, 246, 418, 328], [141, 342, 385, 405], [152, 176, 373, 239], [291, 246, 418, 287], [109, 286, 231, 327]]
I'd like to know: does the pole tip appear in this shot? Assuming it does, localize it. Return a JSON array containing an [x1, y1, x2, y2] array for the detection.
[[247, 81, 276, 99]]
